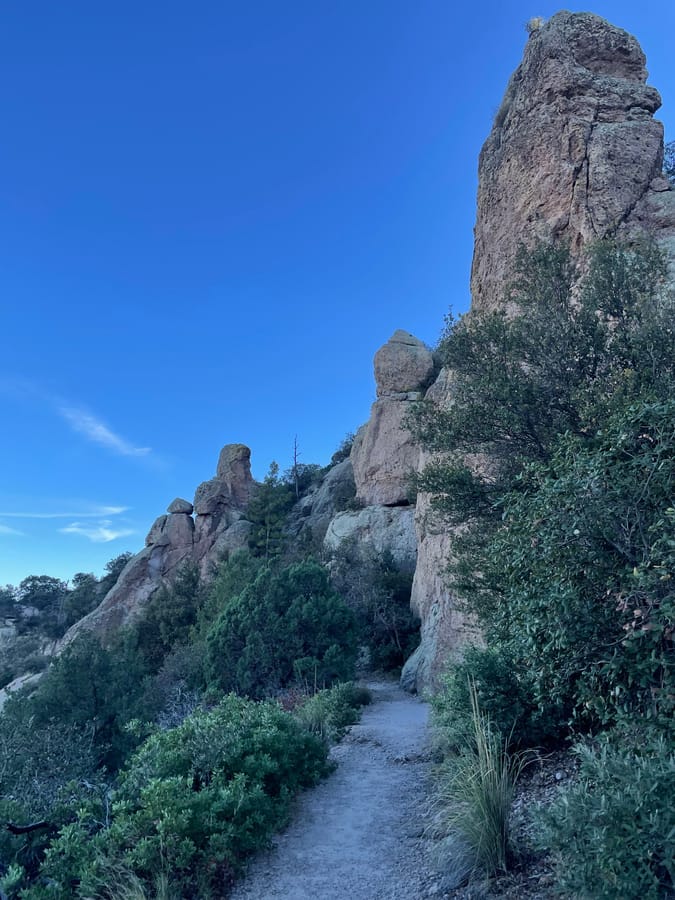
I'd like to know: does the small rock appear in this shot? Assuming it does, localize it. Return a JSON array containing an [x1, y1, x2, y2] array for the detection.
[[167, 497, 193, 515]]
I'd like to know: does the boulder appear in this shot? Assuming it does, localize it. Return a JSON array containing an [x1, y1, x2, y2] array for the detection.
[[374, 330, 435, 397], [168, 497, 193, 515], [286, 459, 356, 546], [216, 443, 255, 508]]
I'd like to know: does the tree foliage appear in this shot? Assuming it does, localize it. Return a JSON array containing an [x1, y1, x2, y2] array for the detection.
[[20, 696, 330, 899], [246, 462, 295, 559], [419, 238, 675, 738], [205, 559, 357, 697], [134, 563, 204, 672], [412, 239, 674, 523], [329, 539, 419, 671]]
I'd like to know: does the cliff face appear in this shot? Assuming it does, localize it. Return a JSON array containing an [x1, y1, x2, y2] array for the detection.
[[471, 11, 674, 313], [402, 11, 675, 692]]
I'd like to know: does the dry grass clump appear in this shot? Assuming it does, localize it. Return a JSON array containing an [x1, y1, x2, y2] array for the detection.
[[429, 681, 530, 887]]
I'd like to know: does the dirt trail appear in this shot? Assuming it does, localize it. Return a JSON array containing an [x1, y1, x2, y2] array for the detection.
[[230, 680, 437, 900]]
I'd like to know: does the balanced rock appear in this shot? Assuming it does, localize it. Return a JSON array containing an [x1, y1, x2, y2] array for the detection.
[[216, 443, 255, 508], [374, 330, 435, 397], [352, 332, 431, 506], [168, 497, 193, 515]]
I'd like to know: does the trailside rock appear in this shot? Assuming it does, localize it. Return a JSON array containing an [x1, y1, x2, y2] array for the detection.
[[286, 458, 356, 547], [471, 11, 671, 312], [400, 368, 481, 693], [351, 402, 419, 507]]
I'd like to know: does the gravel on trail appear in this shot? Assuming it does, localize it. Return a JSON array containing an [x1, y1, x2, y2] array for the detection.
[[230, 679, 440, 900]]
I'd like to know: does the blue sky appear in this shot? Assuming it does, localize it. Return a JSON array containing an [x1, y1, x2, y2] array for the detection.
[[1, 1, 673, 586]]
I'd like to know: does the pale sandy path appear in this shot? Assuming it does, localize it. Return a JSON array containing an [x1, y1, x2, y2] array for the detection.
[[230, 680, 437, 900]]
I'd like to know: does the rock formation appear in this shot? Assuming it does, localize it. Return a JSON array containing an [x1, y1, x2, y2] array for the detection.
[[471, 11, 675, 312], [286, 458, 356, 549], [324, 506, 416, 575], [351, 330, 434, 507], [61, 444, 254, 644], [49, 12, 675, 698], [402, 11, 675, 692]]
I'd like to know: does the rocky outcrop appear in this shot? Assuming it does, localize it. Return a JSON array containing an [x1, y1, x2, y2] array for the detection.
[[286, 459, 356, 548], [50, 14, 675, 699], [351, 331, 434, 506], [471, 11, 674, 312], [401, 13, 675, 692], [324, 506, 417, 574], [61, 444, 255, 644]]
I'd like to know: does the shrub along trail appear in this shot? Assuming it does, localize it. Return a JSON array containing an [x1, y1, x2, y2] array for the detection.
[[230, 679, 437, 899]]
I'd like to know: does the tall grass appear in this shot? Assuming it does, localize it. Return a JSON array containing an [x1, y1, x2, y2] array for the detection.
[[430, 679, 529, 884], [81, 859, 176, 900]]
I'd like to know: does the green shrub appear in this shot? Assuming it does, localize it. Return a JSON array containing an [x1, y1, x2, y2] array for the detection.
[[295, 682, 371, 744], [31, 696, 330, 899], [537, 735, 675, 899], [430, 683, 528, 883], [433, 646, 560, 751], [134, 564, 204, 673], [205, 560, 357, 698], [25, 631, 157, 770], [453, 402, 675, 735]]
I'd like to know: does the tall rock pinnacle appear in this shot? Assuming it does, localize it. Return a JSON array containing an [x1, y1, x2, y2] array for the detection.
[[471, 11, 675, 312]]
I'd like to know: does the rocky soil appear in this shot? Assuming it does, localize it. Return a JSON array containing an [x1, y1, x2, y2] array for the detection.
[[230, 680, 440, 900]]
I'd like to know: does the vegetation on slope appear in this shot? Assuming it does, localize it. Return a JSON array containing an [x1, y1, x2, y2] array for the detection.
[[415, 237, 675, 895], [0, 440, 415, 898]]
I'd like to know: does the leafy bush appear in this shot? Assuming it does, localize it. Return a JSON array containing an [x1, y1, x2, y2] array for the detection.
[[430, 683, 529, 884], [537, 736, 675, 899], [0, 707, 104, 890], [433, 646, 557, 751], [25, 632, 157, 770], [454, 401, 675, 734], [0, 633, 47, 689], [205, 560, 357, 698], [294, 682, 371, 744], [30, 696, 330, 898]]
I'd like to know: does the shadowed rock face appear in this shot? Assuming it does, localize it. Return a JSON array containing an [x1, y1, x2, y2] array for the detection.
[[471, 10, 674, 313]]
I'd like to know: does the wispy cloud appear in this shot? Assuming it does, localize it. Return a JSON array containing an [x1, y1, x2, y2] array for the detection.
[[1, 378, 153, 460], [0, 523, 24, 536], [59, 520, 137, 543], [58, 407, 151, 457], [0, 506, 129, 519]]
